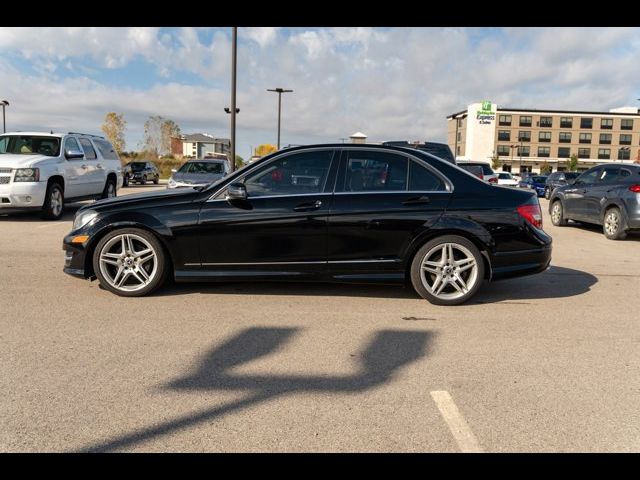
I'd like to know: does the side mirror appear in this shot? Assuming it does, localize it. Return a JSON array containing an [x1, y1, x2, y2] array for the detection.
[[65, 149, 84, 160], [171, 168, 177, 173], [227, 182, 247, 201]]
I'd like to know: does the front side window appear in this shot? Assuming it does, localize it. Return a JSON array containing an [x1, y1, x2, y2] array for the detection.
[[577, 168, 601, 185], [598, 167, 621, 183], [244, 150, 333, 197], [64, 137, 81, 156], [408, 161, 446, 191], [342, 151, 408, 192], [78, 138, 97, 160], [0, 135, 61, 156]]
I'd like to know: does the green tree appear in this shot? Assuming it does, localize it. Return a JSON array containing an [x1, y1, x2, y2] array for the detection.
[[101, 112, 126, 153], [540, 161, 552, 174], [491, 154, 501, 171], [566, 153, 579, 172], [234, 154, 244, 169]]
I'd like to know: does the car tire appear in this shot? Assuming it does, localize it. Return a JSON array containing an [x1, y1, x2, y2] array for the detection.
[[153, 176, 159, 185], [123, 177, 129, 187], [41, 182, 64, 220], [409, 235, 485, 306], [93, 228, 169, 297], [141, 175, 147, 185], [603, 207, 627, 240], [550, 200, 568, 226], [101, 177, 117, 199], [544, 187, 550, 200]]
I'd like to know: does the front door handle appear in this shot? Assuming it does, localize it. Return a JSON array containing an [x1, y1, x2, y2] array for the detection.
[[402, 195, 430, 205], [293, 200, 323, 212], [81, 164, 88, 169], [97, 163, 103, 169]]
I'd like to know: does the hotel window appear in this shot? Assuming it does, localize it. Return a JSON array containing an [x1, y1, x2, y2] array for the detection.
[[598, 148, 610, 159], [620, 134, 632, 145], [578, 148, 590, 159], [497, 145, 510, 156], [621, 119, 633, 130], [559, 132, 572, 143], [539, 116, 553, 128], [518, 131, 531, 142], [558, 147, 571, 158], [498, 130, 510, 141], [457, 146, 461, 155], [539, 131, 551, 142], [579, 133, 591, 144], [580, 117, 593, 129], [457, 131, 461, 141], [519, 116, 532, 127], [600, 118, 613, 129], [618, 148, 630, 160], [499, 115, 512, 126], [599, 133, 612, 144], [518, 146, 530, 157], [537, 147, 550, 157], [560, 117, 573, 128]]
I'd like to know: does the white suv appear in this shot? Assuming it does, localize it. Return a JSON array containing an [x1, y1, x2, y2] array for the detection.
[[0, 132, 123, 219]]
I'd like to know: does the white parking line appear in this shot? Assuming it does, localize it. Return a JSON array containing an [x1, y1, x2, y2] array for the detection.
[[37, 222, 71, 229], [430, 390, 483, 453]]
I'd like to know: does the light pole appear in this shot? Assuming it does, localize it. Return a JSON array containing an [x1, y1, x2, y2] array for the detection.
[[1, 100, 9, 133], [267, 88, 293, 149], [229, 27, 238, 172]]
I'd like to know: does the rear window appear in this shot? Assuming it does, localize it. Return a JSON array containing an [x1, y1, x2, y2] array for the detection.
[[459, 163, 493, 175], [78, 138, 97, 160]]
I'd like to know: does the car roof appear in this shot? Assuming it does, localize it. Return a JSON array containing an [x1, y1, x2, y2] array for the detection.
[[190, 158, 227, 162], [2, 131, 65, 138]]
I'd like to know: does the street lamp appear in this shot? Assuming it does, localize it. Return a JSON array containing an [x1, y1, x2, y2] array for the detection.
[[229, 27, 238, 172], [1, 100, 9, 133], [267, 88, 293, 149]]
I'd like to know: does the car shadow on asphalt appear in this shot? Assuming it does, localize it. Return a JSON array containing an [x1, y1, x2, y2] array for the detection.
[[78, 327, 433, 452], [154, 265, 597, 304], [566, 220, 640, 241], [0, 203, 84, 222]]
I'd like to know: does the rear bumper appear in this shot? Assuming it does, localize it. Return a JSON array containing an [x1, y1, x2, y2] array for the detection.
[[490, 245, 552, 281]]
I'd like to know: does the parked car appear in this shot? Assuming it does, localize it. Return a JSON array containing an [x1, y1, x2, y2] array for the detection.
[[549, 164, 640, 240], [544, 171, 580, 199], [126, 161, 159, 185], [167, 158, 229, 189], [0, 131, 122, 219], [63, 144, 551, 305], [496, 172, 519, 186], [382, 141, 456, 164], [518, 175, 548, 197], [458, 164, 484, 179], [455, 160, 498, 183]]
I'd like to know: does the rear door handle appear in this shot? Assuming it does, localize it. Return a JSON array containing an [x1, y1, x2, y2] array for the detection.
[[402, 195, 430, 205], [293, 200, 323, 212]]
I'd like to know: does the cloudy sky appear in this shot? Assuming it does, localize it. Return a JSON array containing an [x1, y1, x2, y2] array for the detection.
[[1, 27, 640, 159]]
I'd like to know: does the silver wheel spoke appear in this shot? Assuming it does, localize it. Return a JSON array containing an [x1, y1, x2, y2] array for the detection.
[[452, 274, 468, 293], [135, 248, 152, 258], [431, 275, 442, 293], [125, 235, 135, 255], [136, 266, 150, 282], [114, 267, 127, 287], [130, 269, 146, 284], [420, 241, 479, 301], [434, 278, 447, 295], [440, 244, 448, 264], [100, 256, 120, 267], [98, 233, 158, 292]]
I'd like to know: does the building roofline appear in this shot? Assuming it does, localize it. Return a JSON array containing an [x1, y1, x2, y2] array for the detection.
[[497, 107, 640, 117], [446, 110, 468, 119]]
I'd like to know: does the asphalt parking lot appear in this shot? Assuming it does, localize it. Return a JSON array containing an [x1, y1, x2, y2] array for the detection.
[[1, 184, 639, 452]]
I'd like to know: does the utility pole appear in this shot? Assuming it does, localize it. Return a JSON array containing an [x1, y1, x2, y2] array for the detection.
[[1, 100, 9, 133], [230, 27, 238, 172], [267, 88, 293, 149]]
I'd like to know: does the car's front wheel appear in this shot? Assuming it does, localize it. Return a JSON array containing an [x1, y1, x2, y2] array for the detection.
[[603, 207, 627, 240], [410, 235, 485, 306], [550, 200, 568, 226], [101, 177, 117, 199], [41, 182, 64, 220], [93, 228, 168, 296], [544, 187, 551, 199]]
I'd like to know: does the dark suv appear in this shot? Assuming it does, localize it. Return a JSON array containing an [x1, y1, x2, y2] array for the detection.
[[549, 163, 640, 240], [544, 171, 580, 199], [125, 161, 160, 185]]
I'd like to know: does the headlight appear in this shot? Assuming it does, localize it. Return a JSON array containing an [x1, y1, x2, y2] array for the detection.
[[73, 209, 98, 230], [14, 168, 40, 182]]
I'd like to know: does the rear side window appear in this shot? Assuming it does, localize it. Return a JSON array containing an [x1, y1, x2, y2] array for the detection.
[[343, 151, 408, 192], [78, 138, 97, 160], [409, 161, 446, 191], [94, 139, 119, 160]]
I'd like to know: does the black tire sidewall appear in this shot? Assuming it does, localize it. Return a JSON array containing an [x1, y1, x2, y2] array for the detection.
[[41, 182, 64, 220], [102, 178, 117, 199], [409, 235, 485, 306], [92, 227, 168, 297]]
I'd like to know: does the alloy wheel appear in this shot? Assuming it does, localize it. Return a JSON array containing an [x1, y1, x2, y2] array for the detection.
[[604, 211, 620, 236], [98, 233, 158, 292], [50, 189, 63, 217], [419, 242, 479, 301], [551, 202, 562, 224]]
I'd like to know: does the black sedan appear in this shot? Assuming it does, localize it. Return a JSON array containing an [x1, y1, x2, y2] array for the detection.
[[549, 163, 640, 240], [63, 144, 552, 305]]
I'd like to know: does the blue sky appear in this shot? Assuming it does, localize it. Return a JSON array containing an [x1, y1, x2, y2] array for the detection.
[[1, 27, 640, 160]]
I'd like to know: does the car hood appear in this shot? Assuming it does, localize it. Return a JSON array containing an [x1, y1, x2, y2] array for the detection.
[[0, 153, 51, 168], [172, 172, 225, 184], [84, 187, 200, 212]]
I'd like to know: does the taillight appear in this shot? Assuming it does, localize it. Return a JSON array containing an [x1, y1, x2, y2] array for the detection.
[[629, 185, 640, 193], [517, 202, 543, 229], [488, 177, 498, 184]]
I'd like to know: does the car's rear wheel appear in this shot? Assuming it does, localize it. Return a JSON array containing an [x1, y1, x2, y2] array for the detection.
[[41, 182, 64, 220], [550, 200, 568, 226], [93, 228, 168, 297], [101, 177, 117, 199], [410, 235, 485, 306], [603, 207, 627, 240]]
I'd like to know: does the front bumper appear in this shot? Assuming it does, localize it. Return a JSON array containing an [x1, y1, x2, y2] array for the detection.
[[0, 181, 48, 209], [62, 234, 90, 278]]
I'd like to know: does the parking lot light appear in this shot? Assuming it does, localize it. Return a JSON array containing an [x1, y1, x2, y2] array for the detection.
[[1, 100, 9, 133]]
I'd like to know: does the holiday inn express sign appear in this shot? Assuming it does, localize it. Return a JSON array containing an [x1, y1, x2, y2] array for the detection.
[[476, 100, 495, 125]]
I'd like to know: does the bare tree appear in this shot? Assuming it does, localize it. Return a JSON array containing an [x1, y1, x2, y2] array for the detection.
[[143, 116, 181, 157], [101, 112, 126, 153]]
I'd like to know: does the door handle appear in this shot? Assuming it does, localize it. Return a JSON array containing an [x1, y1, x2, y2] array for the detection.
[[402, 195, 430, 205], [97, 163, 103, 169], [293, 200, 323, 212], [81, 164, 88, 169]]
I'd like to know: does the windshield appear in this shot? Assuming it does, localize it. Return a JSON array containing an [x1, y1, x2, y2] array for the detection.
[[0, 135, 61, 156], [531, 176, 547, 183], [129, 162, 147, 171], [498, 173, 511, 179], [178, 161, 225, 174], [564, 172, 579, 180]]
